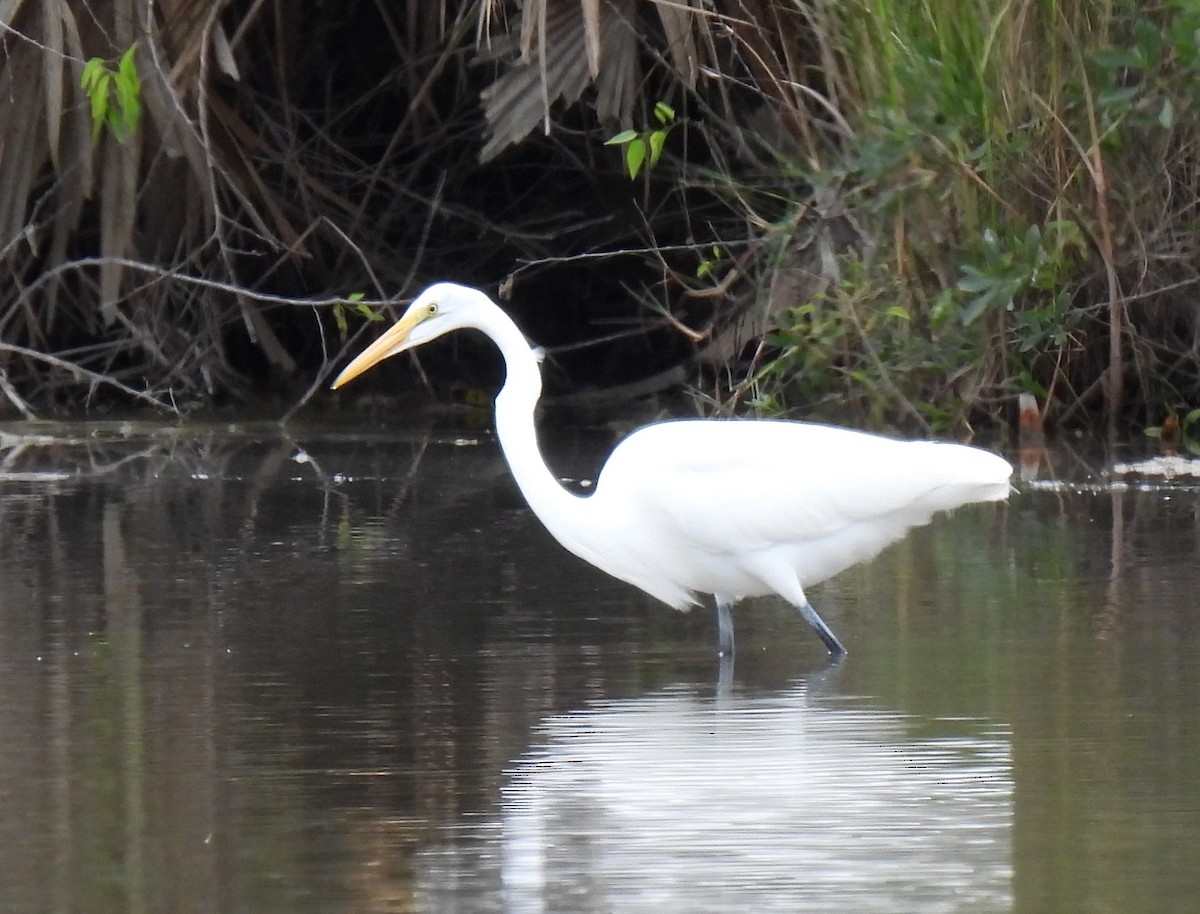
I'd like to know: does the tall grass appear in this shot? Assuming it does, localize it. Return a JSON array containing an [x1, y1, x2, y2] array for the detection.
[[732, 0, 1200, 434]]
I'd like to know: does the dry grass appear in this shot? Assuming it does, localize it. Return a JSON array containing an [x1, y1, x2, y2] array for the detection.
[[0, 0, 459, 414], [1, 0, 1198, 431]]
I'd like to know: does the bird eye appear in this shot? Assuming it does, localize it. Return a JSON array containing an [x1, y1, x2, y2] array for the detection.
[[427, 302, 438, 315]]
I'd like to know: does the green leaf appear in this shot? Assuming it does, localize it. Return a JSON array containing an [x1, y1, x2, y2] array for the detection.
[[1133, 17, 1161, 62], [118, 43, 139, 84], [116, 50, 141, 133], [653, 101, 675, 125], [116, 76, 140, 120], [1096, 85, 1139, 111], [346, 291, 365, 302], [648, 129, 666, 167], [696, 246, 723, 279], [81, 45, 140, 143], [354, 304, 381, 321], [929, 288, 956, 326], [605, 129, 639, 145], [117, 66, 138, 105], [1091, 48, 1143, 71], [961, 291, 996, 325], [89, 73, 111, 140], [956, 266, 994, 293], [80, 57, 105, 93], [112, 107, 136, 140], [625, 138, 646, 179], [1014, 370, 1048, 398]]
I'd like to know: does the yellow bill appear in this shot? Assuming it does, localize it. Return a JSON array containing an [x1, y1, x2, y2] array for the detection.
[[331, 310, 423, 389]]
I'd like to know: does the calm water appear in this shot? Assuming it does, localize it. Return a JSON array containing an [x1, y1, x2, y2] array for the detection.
[[1, 420, 1198, 913]]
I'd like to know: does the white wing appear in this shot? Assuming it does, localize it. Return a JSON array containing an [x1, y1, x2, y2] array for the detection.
[[594, 419, 1009, 560]]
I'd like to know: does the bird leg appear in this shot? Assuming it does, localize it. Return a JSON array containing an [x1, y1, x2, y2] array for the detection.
[[716, 601, 735, 657], [798, 602, 847, 657]]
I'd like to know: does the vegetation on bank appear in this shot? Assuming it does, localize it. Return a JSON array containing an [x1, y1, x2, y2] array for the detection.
[[0, 0, 1197, 439]]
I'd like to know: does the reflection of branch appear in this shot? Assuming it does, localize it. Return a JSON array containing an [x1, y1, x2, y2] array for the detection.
[[0, 432, 165, 481], [284, 438, 346, 536], [1097, 489, 1124, 642], [386, 434, 433, 522]]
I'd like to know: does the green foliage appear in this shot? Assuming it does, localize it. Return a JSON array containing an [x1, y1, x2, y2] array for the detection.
[[80, 44, 142, 142], [751, 258, 960, 428], [954, 222, 1083, 332], [721, 0, 1200, 429], [1088, 4, 1200, 135], [332, 292, 381, 342], [731, 207, 1094, 429], [605, 101, 676, 179], [696, 245, 724, 280]]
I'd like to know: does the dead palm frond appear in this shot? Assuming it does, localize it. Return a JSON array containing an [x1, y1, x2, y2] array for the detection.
[[477, 0, 706, 161]]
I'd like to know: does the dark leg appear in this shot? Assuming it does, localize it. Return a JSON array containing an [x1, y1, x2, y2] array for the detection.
[[716, 601, 735, 657], [798, 601, 847, 657]]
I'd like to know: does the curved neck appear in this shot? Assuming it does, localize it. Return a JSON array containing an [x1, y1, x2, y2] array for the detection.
[[483, 308, 583, 535]]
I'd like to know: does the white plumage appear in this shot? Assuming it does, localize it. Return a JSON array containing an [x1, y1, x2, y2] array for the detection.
[[333, 282, 1013, 658]]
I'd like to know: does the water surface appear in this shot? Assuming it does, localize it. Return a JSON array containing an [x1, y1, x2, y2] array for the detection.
[[1, 421, 1197, 913]]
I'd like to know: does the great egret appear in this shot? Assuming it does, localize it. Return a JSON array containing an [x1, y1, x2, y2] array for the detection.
[[332, 283, 1013, 658]]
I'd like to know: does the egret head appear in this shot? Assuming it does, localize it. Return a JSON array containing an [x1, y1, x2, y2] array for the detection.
[[331, 283, 486, 389]]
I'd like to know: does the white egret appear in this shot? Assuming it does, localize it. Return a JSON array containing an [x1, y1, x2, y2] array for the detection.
[[332, 283, 1013, 658]]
